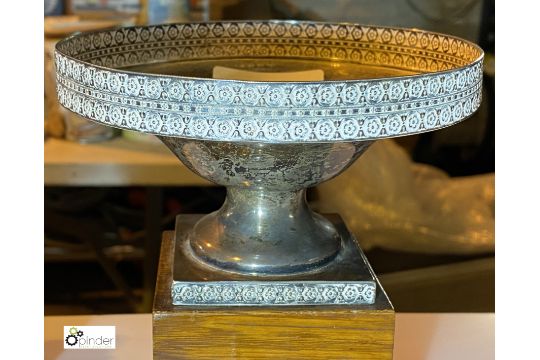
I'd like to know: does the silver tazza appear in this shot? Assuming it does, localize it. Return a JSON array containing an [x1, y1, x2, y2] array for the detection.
[[55, 20, 483, 278]]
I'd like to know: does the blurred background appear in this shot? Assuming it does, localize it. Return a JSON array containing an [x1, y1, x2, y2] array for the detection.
[[44, 0, 494, 315]]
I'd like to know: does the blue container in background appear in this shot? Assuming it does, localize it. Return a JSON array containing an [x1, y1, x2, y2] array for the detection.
[[45, 0, 64, 16]]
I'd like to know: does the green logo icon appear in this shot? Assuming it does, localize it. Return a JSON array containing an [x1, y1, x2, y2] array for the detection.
[[65, 326, 84, 346]]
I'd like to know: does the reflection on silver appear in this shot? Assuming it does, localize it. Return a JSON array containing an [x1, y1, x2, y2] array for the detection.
[[160, 138, 372, 275], [171, 214, 380, 306]]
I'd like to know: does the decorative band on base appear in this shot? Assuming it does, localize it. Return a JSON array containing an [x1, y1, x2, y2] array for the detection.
[[171, 281, 376, 306]]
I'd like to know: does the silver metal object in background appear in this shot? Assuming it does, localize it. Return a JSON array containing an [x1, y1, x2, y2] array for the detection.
[[55, 21, 483, 305]]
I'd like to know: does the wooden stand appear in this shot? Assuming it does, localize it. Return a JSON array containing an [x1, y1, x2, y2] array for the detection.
[[153, 230, 395, 359]]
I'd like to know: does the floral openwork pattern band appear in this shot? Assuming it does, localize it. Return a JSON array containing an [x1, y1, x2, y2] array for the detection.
[[172, 281, 376, 306], [55, 21, 483, 143]]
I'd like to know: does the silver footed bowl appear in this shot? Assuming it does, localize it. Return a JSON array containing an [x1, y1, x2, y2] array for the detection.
[[55, 21, 484, 276]]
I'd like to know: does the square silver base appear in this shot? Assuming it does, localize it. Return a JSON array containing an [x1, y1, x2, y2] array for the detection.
[[171, 214, 381, 306]]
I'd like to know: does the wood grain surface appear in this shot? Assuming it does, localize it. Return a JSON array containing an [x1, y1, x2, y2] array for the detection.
[[153, 232, 395, 359], [44, 138, 211, 186]]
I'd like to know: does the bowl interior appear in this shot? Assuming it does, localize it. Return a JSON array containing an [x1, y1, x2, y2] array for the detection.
[[124, 57, 417, 81], [57, 21, 482, 80]]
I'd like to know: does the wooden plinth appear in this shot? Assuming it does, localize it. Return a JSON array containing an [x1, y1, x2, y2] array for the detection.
[[153, 231, 395, 359]]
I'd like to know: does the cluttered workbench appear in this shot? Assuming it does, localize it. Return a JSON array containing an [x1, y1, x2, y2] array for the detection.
[[45, 136, 209, 186], [44, 0, 494, 318], [45, 136, 211, 313]]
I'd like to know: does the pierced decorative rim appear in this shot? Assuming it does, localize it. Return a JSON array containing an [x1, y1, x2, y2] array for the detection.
[[55, 20, 484, 143]]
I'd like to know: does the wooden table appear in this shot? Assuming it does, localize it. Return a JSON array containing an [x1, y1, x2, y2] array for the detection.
[[44, 137, 210, 186], [44, 313, 494, 359]]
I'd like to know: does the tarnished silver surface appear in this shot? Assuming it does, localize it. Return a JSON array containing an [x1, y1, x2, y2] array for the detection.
[[171, 214, 377, 306], [54, 21, 484, 296], [160, 137, 371, 274]]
